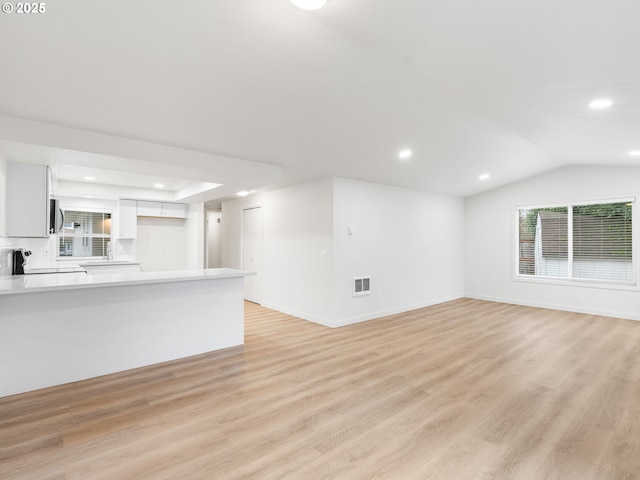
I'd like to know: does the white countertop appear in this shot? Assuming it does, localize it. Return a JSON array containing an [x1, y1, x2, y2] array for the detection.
[[0, 268, 254, 296]]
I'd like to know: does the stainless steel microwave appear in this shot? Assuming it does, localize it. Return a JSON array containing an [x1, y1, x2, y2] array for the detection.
[[49, 198, 63, 234]]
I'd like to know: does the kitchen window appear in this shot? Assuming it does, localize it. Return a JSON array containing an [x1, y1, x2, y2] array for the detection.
[[516, 199, 634, 285], [58, 210, 112, 258]]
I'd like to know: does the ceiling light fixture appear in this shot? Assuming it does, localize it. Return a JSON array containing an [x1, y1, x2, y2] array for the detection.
[[398, 149, 413, 160], [84, 176, 96, 181], [290, 0, 327, 10], [236, 190, 250, 197], [154, 183, 164, 189], [479, 173, 490, 181], [629, 150, 640, 157], [588, 98, 613, 110]]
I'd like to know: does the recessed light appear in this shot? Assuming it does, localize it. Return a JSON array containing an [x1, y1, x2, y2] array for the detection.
[[588, 98, 613, 109], [84, 176, 96, 181], [236, 190, 250, 197], [83, 195, 93, 199], [290, 0, 327, 10], [398, 149, 413, 160], [154, 183, 164, 189], [629, 150, 640, 157], [479, 173, 490, 181]]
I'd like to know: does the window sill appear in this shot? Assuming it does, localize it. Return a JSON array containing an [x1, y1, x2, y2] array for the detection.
[[513, 275, 638, 292], [56, 257, 108, 262]]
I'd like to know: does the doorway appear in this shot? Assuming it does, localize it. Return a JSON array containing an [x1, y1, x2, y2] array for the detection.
[[242, 206, 262, 304]]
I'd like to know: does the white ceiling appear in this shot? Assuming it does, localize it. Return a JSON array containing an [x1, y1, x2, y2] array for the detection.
[[0, 0, 638, 202]]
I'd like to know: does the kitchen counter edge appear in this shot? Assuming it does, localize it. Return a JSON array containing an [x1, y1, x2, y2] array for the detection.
[[0, 268, 255, 296]]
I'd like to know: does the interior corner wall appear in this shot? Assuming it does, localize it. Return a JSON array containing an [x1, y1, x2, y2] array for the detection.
[[464, 165, 640, 321], [331, 178, 465, 326], [221, 178, 335, 324]]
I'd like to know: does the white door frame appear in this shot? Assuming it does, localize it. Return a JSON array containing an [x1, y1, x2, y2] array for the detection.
[[241, 205, 263, 304]]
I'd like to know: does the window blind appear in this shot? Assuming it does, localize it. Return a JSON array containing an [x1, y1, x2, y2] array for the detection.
[[58, 210, 112, 258], [517, 200, 633, 284], [572, 203, 632, 282]]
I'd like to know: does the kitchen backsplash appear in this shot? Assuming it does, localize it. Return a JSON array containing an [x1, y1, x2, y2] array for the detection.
[[0, 234, 138, 276], [0, 235, 57, 275]]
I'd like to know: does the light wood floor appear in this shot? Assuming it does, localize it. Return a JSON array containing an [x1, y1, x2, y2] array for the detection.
[[1, 299, 640, 479]]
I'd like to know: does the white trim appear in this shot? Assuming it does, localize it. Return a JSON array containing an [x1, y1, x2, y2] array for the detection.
[[56, 207, 114, 260], [241, 204, 263, 304], [514, 197, 635, 287], [567, 206, 574, 276], [465, 293, 640, 322], [514, 195, 636, 211], [262, 293, 465, 329], [513, 274, 637, 291], [59, 205, 114, 214]]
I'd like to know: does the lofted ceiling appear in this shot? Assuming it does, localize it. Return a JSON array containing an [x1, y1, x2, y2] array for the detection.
[[0, 0, 638, 203]]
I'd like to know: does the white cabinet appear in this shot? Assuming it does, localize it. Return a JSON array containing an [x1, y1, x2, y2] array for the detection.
[[137, 201, 187, 218], [137, 200, 164, 217], [118, 199, 137, 239], [6, 162, 52, 237], [161, 202, 187, 218]]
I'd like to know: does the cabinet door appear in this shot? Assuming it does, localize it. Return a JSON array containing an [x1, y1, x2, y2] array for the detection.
[[137, 201, 164, 217], [6, 163, 51, 237], [162, 203, 187, 218], [118, 199, 137, 239]]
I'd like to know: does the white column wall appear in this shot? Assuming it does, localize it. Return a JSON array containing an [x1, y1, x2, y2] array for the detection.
[[186, 201, 205, 269], [222, 178, 335, 324], [464, 165, 640, 321]]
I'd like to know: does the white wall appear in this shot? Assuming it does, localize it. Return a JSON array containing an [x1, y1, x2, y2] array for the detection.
[[464, 165, 640, 321], [222, 177, 465, 327], [186, 202, 205, 269], [332, 178, 465, 325], [222, 178, 335, 323], [136, 217, 189, 272]]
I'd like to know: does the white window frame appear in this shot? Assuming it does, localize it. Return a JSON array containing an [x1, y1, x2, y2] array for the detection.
[[514, 197, 637, 290], [57, 206, 114, 261]]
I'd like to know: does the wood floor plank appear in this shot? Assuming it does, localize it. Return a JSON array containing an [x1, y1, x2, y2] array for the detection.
[[1, 298, 640, 479]]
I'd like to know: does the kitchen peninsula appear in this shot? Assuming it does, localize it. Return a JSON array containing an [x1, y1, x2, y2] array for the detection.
[[0, 268, 251, 398]]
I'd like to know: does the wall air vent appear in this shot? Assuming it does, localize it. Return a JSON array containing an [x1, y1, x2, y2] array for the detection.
[[353, 276, 371, 297]]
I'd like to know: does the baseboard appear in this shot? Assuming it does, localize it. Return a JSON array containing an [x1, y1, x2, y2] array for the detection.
[[465, 293, 640, 322], [257, 302, 336, 327], [329, 294, 466, 328], [261, 293, 465, 328]]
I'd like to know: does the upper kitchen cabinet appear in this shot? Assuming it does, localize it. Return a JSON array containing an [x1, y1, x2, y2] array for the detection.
[[137, 201, 187, 219], [118, 199, 137, 239], [160, 202, 187, 218], [6, 162, 53, 237], [137, 200, 163, 217]]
